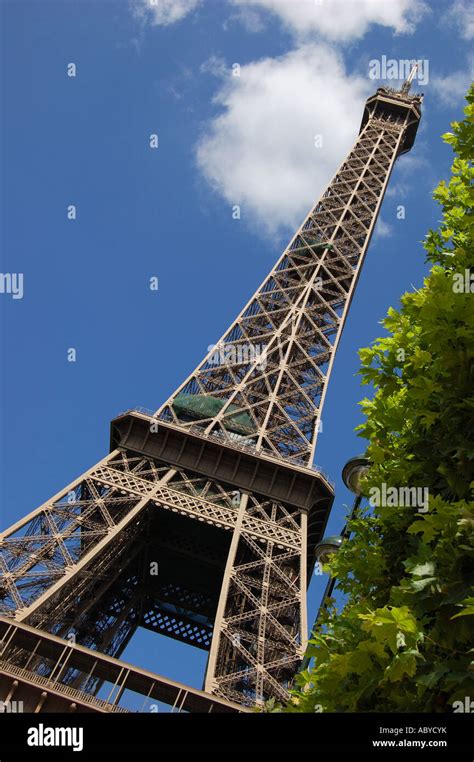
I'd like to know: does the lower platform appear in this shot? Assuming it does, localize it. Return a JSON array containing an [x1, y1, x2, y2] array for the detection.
[[0, 617, 246, 714]]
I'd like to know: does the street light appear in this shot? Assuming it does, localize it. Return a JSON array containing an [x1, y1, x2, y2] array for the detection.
[[300, 455, 370, 671], [342, 454, 370, 495], [314, 535, 343, 563]]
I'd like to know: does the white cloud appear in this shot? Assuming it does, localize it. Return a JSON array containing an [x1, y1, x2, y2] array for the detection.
[[132, 0, 201, 26], [373, 216, 393, 240], [231, 0, 428, 42], [228, 6, 266, 33], [128, 1, 429, 237], [385, 181, 411, 200], [446, 0, 474, 40], [431, 59, 473, 108], [196, 45, 372, 236], [200, 55, 228, 78]]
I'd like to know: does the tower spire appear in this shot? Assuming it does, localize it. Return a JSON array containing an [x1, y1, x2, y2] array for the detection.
[[400, 60, 418, 95]]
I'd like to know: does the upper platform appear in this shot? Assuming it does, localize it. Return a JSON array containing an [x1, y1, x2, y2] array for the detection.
[[360, 79, 423, 155]]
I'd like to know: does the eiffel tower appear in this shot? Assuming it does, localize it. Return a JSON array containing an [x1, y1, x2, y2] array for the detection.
[[0, 72, 422, 713]]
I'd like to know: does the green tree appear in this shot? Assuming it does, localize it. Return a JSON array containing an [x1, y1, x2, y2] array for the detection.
[[287, 86, 474, 713]]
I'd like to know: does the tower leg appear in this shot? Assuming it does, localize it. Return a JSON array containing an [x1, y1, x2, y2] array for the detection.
[[205, 492, 308, 706]]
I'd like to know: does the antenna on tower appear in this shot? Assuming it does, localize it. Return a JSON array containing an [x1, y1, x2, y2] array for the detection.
[[400, 61, 418, 95]]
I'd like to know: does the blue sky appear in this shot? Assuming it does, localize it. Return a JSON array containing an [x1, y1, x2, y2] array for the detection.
[[1, 0, 472, 702]]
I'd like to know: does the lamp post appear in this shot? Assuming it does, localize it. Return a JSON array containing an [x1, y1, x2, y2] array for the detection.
[[300, 455, 370, 671]]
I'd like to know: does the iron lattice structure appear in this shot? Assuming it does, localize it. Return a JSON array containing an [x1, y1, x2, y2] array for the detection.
[[0, 81, 421, 711]]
